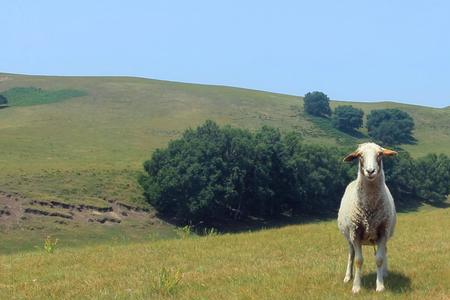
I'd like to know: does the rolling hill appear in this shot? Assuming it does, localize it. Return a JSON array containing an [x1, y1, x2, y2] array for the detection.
[[0, 72, 449, 253]]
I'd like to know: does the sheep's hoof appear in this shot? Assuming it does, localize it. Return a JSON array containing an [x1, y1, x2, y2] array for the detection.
[[352, 286, 361, 294], [343, 275, 352, 283], [376, 285, 385, 292]]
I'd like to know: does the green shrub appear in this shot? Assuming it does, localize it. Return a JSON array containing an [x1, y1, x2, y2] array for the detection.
[[0, 94, 7, 105], [332, 105, 364, 132], [413, 154, 450, 203], [367, 109, 415, 145], [303, 91, 332, 117]]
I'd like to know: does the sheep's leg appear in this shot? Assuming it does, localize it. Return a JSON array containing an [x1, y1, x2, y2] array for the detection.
[[351, 240, 363, 293], [344, 242, 354, 283], [375, 237, 387, 292], [382, 246, 388, 277]]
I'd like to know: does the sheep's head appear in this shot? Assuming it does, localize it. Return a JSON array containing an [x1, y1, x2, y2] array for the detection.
[[343, 143, 397, 181]]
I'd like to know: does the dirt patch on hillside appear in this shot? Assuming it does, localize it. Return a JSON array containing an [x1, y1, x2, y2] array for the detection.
[[0, 192, 23, 228], [0, 191, 156, 228]]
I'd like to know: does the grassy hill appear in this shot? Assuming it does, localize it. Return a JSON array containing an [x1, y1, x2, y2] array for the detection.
[[0, 73, 449, 175], [0, 72, 449, 252], [1, 205, 449, 299]]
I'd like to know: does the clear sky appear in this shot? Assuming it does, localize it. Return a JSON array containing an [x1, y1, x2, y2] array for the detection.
[[2, 1, 450, 107]]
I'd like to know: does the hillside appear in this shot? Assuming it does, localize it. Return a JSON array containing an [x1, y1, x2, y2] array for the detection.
[[1, 73, 449, 252], [1, 205, 449, 299]]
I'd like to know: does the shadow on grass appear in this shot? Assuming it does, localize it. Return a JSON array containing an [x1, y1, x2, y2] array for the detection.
[[362, 271, 412, 293], [427, 201, 450, 209], [156, 196, 439, 234], [339, 128, 367, 139], [157, 211, 338, 235]]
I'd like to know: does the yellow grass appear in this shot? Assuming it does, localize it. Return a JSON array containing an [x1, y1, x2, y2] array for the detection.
[[1, 207, 449, 299]]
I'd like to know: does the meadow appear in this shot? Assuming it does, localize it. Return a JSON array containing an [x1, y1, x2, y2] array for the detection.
[[1, 205, 449, 299]]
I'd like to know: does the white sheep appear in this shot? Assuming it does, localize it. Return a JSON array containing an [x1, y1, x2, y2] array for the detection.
[[337, 142, 397, 293]]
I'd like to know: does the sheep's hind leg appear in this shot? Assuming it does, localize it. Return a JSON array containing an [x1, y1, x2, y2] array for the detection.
[[382, 246, 388, 277], [375, 237, 387, 292], [351, 240, 363, 293], [344, 242, 354, 283]]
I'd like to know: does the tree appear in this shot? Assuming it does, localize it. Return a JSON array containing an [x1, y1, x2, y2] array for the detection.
[[303, 91, 331, 117], [140, 120, 258, 223], [332, 105, 364, 132], [0, 94, 7, 105], [367, 109, 415, 145]]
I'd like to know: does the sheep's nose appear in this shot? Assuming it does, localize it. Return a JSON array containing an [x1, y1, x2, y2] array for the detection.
[[366, 168, 375, 175]]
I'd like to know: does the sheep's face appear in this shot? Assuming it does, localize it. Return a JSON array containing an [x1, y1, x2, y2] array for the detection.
[[343, 143, 397, 181]]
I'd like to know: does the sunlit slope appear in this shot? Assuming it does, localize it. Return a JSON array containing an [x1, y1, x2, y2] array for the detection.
[[1, 206, 449, 299], [1, 73, 449, 175], [0, 74, 312, 173]]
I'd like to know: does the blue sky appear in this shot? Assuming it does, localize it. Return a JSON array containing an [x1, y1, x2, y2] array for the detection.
[[2, 1, 450, 107]]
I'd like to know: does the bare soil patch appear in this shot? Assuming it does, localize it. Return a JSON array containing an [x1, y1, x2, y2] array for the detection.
[[1, 191, 155, 228]]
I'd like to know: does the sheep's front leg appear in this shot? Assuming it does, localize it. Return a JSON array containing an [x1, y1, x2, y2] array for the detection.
[[344, 242, 354, 283], [375, 237, 387, 292], [351, 240, 363, 293]]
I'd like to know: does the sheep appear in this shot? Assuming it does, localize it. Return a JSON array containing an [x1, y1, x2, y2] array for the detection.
[[337, 142, 397, 293]]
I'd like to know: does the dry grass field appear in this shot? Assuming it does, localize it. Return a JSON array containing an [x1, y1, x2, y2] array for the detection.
[[1, 205, 449, 299]]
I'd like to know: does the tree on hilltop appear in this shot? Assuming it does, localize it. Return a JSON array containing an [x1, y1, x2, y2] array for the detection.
[[303, 91, 332, 117]]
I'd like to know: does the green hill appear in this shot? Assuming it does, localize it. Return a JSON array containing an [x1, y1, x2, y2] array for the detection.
[[0, 73, 449, 252], [1, 73, 449, 175]]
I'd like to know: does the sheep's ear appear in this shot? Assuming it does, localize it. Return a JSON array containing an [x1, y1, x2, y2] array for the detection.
[[343, 151, 360, 162], [382, 148, 398, 156]]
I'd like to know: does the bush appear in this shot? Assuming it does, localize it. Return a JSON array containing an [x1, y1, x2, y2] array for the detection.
[[0, 94, 7, 105], [303, 91, 332, 117], [383, 152, 450, 204], [140, 121, 352, 223], [367, 109, 415, 145], [332, 105, 364, 132], [413, 154, 450, 203], [140, 120, 257, 223]]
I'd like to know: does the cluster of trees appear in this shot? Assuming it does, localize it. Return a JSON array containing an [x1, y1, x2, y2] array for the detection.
[[303, 91, 415, 145], [140, 121, 351, 223], [0, 94, 7, 105], [140, 121, 450, 225], [384, 152, 450, 204]]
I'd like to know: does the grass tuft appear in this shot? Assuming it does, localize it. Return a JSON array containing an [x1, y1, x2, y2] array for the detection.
[[153, 267, 183, 296], [43, 235, 58, 253]]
